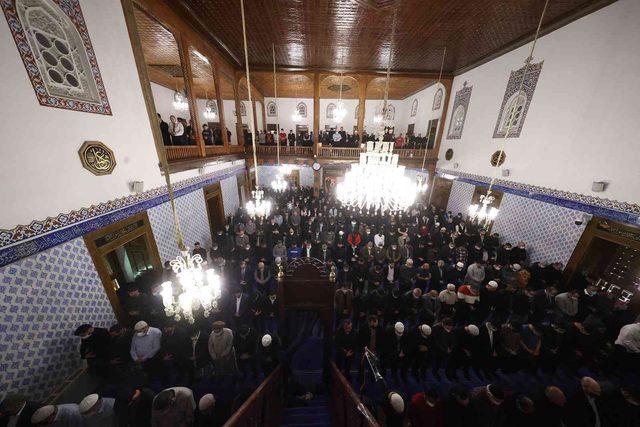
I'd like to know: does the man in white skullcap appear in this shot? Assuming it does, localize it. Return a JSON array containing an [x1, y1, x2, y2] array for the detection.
[[195, 394, 221, 427], [382, 322, 409, 383], [31, 403, 83, 426], [382, 391, 405, 426], [412, 324, 432, 380], [438, 283, 458, 316], [130, 320, 162, 378], [259, 333, 281, 376], [79, 393, 115, 427], [452, 324, 480, 375]]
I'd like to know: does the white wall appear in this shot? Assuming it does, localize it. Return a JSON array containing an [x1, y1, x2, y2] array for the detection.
[[0, 0, 176, 229], [319, 98, 359, 132], [151, 82, 189, 122], [438, 0, 640, 204], [256, 101, 264, 131], [222, 100, 238, 144], [400, 82, 446, 137], [264, 97, 314, 134]]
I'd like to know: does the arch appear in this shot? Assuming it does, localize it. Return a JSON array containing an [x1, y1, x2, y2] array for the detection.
[[499, 91, 527, 135], [296, 102, 307, 118], [354, 104, 359, 120], [8, 0, 111, 114], [326, 103, 336, 119], [239, 102, 247, 116], [410, 99, 418, 117], [384, 104, 395, 121], [448, 105, 466, 138], [205, 99, 218, 115], [433, 88, 443, 110], [266, 101, 277, 117]]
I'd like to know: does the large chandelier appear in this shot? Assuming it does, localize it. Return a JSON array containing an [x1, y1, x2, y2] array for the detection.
[[173, 90, 188, 111], [333, 101, 347, 123], [416, 173, 429, 193], [291, 109, 302, 123], [468, 192, 499, 223], [271, 174, 288, 192], [337, 140, 418, 212], [246, 188, 272, 218], [160, 251, 222, 324]]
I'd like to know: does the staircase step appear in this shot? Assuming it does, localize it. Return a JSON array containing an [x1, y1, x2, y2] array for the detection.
[[282, 424, 331, 427], [285, 406, 329, 415], [282, 413, 330, 423]]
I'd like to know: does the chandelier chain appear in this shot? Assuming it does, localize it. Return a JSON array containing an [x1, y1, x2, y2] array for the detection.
[[240, 0, 259, 188]]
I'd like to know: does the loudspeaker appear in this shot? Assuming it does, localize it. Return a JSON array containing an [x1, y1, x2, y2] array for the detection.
[[501, 169, 510, 177], [591, 181, 606, 192], [132, 181, 144, 194]]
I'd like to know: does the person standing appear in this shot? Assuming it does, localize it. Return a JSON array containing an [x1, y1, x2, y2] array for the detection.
[[208, 321, 237, 378], [158, 114, 172, 146], [151, 388, 195, 427], [30, 404, 83, 426], [114, 387, 155, 427], [169, 115, 184, 146], [130, 321, 162, 378], [202, 124, 213, 145], [79, 394, 116, 427], [0, 394, 42, 427], [74, 323, 111, 379]]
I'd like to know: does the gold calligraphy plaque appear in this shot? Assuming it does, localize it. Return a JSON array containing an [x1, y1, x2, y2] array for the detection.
[[78, 141, 116, 176]]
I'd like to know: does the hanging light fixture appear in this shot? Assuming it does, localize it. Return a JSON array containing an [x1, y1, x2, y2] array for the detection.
[[156, 109, 222, 323], [241, 0, 272, 217], [333, 67, 347, 124], [173, 88, 189, 111], [268, 44, 289, 193], [203, 91, 217, 121], [336, 8, 419, 212], [468, 0, 549, 225]]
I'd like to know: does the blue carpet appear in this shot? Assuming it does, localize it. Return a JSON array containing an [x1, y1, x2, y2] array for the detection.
[[282, 395, 331, 427]]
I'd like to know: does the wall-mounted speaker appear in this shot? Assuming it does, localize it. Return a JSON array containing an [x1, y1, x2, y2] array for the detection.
[[501, 169, 510, 177], [453, 163, 459, 169], [131, 181, 144, 194], [591, 181, 606, 192]]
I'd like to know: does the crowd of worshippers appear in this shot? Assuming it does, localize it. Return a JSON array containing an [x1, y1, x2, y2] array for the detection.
[[3, 187, 639, 427], [157, 113, 230, 147], [255, 129, 314, 147]]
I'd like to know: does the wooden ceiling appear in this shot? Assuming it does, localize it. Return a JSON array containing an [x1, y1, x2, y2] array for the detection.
[[170, 0, 612, 73]]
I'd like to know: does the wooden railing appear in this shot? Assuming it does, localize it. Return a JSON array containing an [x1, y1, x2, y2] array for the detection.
[[204, 145, 227, 156], [330, 362, 380, 427], [165, 146, 201, 161], [223, 364, 284, 427], [319, 146, 434, 160], [249, 145, 315, 156]]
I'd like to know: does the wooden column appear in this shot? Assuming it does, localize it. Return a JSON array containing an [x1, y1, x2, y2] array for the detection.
[[251, 98, 259, 135], [432, 78, 454, 157], [357, 76, 367, 143], [232, 72, 245, 146], [178, 34, 205, 157], [260, 101, 267, 133], [212, 60, 229, 150], [313, 72, 320, 155]]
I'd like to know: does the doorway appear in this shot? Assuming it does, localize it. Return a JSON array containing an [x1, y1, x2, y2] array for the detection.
[[84, 212, 162, 322], [291, 170, 300, 188], [296, 125, 309, 138], [236, 173, 249, 205], [430, 176, 454, 210], [565, 218, 640, 312], [204, 183, 226, 234], [407, 123, 415, 137], [267, 124, 277, 133], [427, 119, 439, 148]]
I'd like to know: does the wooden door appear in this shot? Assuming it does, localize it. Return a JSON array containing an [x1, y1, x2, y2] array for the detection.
[[204, 183, 226, 234], [291, 170, 300, 188], [430, 176, 453, 210], [83, 212, 161, 323], [407, 123, 415, 136]]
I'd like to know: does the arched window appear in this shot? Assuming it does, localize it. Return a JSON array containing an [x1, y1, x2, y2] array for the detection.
[[384, 104, 395, 121], [410, 99, 418, 117], [448, 105, 466, 138], [354, 104, 359, 120], [267, 101, 277, 116], [499, 91, 527, 135], [296, 102, 307, 118], [433, 88, 443, 110], [7, 0, 111, 114], [326, 103, 336, 119], [205, 99, 218, 114], [239, 102, 247, 116]]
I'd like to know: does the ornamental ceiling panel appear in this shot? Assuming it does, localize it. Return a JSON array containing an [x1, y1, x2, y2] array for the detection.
[[171, 0, 611, 73]]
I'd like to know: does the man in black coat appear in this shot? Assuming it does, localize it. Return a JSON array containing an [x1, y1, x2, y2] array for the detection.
[[74, 323, 111, 378], [160, 321, 189, 386], [335, 319, 358, 380], [158, 114, 172, 146], [381, 322, 411, 382], [565, 377, 604, 427], [114, 386, 155, 427], [430, 317, 456, 378], [235, 324, 259, 380]]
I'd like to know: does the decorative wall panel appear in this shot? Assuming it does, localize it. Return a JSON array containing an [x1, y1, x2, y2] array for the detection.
[[493, 61, 543, 138], [220, 175, 240, 216], [1, 0, 112, 115], [446, 82, 472, 139], [0, 237, 116, 400], [446, 180, 475, 216], [491, 193, 585, 265], [148, 190, 212, 262]]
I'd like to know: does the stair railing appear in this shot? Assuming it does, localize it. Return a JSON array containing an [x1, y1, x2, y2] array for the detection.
[[223, 364, 284, 427], [330, 361, 380, 427]]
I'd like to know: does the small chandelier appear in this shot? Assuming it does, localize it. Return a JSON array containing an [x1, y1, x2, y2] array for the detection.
[[160, 251, 222, 324], [173, 90, 189, 111], [291, 109, 302, 123], [333, 101, 347, 123], [246, 188, 272, 218], [336, 140, 418, 212], [468, 192, 499, 223], [416, 174, 429, 193], [203, 99, 217, 120], [271, 174, 288, 192]]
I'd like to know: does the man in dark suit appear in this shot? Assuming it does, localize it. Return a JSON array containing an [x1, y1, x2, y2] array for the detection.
[[565, 377, 603, 427], [0, 394, 42, 427], [531, 285, 558, 323], [227, 288, 250, 329], [158, 114, 172, 146], [430, 260, 446, 292], [74, 323, 111, 378]]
